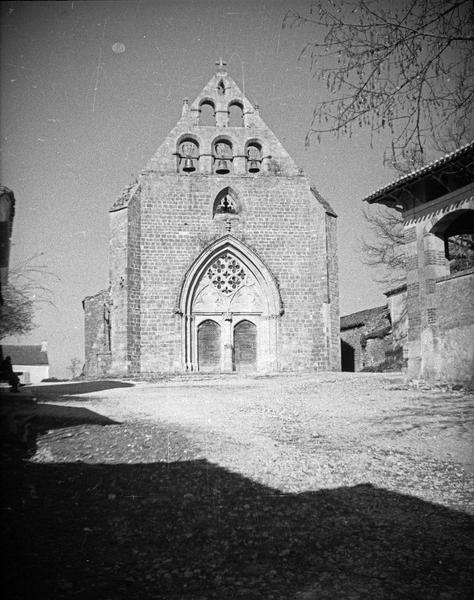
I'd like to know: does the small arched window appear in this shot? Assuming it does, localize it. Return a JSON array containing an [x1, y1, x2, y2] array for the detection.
[[228, 102, 244, 127], [246, 142, 262, 173], [217, 79, 226, 95], [177, 138, 199, 173], [213, 187, 239, 218], [199, 100, 215, 126], [213, 139, 233, 174]]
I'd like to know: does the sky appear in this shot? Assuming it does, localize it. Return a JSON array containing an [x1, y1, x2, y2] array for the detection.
[[1, 0, 399, 377]]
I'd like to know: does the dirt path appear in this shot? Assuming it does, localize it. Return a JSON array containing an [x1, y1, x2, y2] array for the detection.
[[2, 373, 473, 599], [29, 372, 474, 512]]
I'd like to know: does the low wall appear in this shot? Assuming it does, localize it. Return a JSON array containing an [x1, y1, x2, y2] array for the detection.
[[436, 269, 474, 385], [14, 365, 49, 385]]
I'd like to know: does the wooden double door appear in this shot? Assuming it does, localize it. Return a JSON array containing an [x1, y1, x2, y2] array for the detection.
[[197, 319, 257, 372]]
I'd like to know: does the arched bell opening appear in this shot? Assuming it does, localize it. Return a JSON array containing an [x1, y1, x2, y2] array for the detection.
[[245, 140, 262, 174], [213, 138, 233, 175], [177, 236, 282, 373], [199, 99, 216, 126], [177, 137, 200, 174], [228, 101, 244, 127]]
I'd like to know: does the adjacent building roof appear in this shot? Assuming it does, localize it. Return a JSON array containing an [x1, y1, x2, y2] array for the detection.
[[340, 304, 389, 331], [82, 288, 109, 307], [362, 142, 474, 209], [384, 283, 407, 298], [1, 344, 49, 366]]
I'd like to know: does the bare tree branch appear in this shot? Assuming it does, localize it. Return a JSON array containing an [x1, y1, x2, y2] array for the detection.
[[360, 205, 406, 287], [0, 253, 59, 340], [284, 0, 474, 164]]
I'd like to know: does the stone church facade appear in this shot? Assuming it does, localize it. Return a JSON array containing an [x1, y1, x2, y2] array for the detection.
[[84, 62, 340, 377]]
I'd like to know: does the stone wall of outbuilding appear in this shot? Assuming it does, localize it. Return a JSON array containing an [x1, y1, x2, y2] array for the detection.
[[404, 185, 474, 384], [436, 269, 474, 385], [83, 290, 111, 378]]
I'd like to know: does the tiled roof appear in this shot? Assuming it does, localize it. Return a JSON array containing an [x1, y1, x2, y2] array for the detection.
[[384, 283, 407, 298], [1, 344, 49, 366], [340, 305, 389, 331], [82, 289, 109, 305], [363, 324, 392, 341], [362, 141, 474, 204]]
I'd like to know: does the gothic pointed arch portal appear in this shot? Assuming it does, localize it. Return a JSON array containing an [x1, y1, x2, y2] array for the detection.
[[177, 235, 282, 372]]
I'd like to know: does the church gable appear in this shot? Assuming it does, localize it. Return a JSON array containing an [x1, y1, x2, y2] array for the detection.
[[86, 61, 340, 377], [142, 59, 301, 178]]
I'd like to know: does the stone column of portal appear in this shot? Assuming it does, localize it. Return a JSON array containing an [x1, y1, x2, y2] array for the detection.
[[222, 312, 234, 372]]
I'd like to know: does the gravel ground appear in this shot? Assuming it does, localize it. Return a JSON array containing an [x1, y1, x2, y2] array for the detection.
[[1, 372, 473, 599]]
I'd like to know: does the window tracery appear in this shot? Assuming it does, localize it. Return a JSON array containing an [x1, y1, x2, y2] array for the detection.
[[213, 188, 240, 218], [215, 193, 237, 214], [207, 253, 246, 294]]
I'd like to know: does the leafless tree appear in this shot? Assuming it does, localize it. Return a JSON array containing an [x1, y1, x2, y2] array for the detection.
[[0, 254, 58, 340], [360, 205, 406, 287], [285, 0, 473, 285], [284, 0, 474, 165], [0, 284, 35, 339]]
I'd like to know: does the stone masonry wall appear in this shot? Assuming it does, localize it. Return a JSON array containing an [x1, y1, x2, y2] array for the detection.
[[99, 68, 339, 376], [127, 193, 141, 375], [436, 269, 474, 385], [340, 305, 391, 372], [109, 209, 129, 375], [132, 172, 335, 374], [404, 187, 473, 382], [83, 290, 111, 377], [326, 213, 340, 371]]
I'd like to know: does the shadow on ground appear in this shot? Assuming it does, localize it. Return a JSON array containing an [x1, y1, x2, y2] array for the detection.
[[0, 398, 119, 458], [27, 380, 134, 400], [2, 456, 473, 599]]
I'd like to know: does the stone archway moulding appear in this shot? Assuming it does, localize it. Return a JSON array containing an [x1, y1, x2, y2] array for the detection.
[[176, 234, 283, 372]]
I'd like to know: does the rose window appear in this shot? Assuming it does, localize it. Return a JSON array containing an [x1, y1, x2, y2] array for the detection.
[[207, 254, 246, 294]]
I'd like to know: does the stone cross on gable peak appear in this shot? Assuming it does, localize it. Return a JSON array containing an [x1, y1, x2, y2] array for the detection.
[[216, 57, 227, 72]]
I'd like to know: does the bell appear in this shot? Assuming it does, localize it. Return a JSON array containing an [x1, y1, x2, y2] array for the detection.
[[215, 159, 230, 174], [248, 160, 260, 173], [182, 157, 196, 172]]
